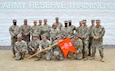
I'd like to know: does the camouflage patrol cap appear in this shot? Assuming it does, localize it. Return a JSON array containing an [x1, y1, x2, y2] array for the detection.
[[17, 34, 22, 38], [24, 19, 27, 22], [13, 19, 17, 23], [64, 21, 68, 24], [44, 19, 47, 21], [82, 20, 87, 23], [32, 33, 38, 37], [39, 20, 42, 22], [41, 34, 46, 38], [34, 20, 37, 23], [68, 20, 72, 23], [79, 21, 82, 24], [91, 20, 95, 22], [55, 17, 59, 19], [96, 20, 100, 22]]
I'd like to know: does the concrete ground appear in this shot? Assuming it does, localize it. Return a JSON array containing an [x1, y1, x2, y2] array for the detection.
[[0, 48, 115, 71]]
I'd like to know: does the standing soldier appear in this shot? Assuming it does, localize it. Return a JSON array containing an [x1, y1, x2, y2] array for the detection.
[[79, 20, 89, 61], [71, 33, 83, 60], [41, 19, 51, 40], [91, 20, 105, 62], [68, 20, 76, 37], [38, 20, 42, 40], [38, 20, 42, 28], [14, 34, 28, 60], [52, 35, 64, 61], [9, 19, 20, 57], [28, 33, 40, 55], [35, 35, 52, 61], [50, 24, 60, 43], [31, 20, 41, 38], [60, 21, 70, 39], [76, 21, 83, 36], [88, 20, 95, 56], [52, 17, 63, 31], [20, 19, 31, 44]]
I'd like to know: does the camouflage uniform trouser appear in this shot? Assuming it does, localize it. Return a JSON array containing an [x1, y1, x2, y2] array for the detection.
[[53, 50, 64, 60], [11, 37, 17, 55], [88, 37, 93, 56], [15, 51, 26, 60], [36, 50, 52, 60], [91, 45, 104, 58], [82, 40, 89, 57]]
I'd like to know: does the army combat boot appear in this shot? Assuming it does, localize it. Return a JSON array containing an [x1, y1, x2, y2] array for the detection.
[[83, 55, 88, 61], [100, 57, 104, 62]]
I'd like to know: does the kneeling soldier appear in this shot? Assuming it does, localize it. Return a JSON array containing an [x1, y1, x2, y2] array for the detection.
[[28, 33, 40, 55], [14, 34, 28, 60], [35, 35, 52, 61], [52, 35, 64, 61], [72, 33, 83, 60]]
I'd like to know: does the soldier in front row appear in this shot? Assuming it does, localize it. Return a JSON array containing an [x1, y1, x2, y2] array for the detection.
[[52, 35, 64, 61], [14, 34, 28, 60], [91, 20, 105, 62], [28, 33, 40, 55], [9, 19, 20, 58], [72, 33, 83, 60], [35, 35, 52, 61]]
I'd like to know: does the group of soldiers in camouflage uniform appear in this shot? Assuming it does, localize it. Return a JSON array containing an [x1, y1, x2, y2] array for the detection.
[[9, 17, 105, 62]]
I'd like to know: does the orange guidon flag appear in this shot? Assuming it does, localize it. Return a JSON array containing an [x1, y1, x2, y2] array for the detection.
[[58, 38, 77, 58]]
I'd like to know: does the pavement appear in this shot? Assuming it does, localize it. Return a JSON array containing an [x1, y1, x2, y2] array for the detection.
[[0, 48, 115, 71]]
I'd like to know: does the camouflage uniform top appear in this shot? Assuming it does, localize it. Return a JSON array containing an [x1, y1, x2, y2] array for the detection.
[[92, 25, 105, 45], [50, 28, 60, 39], [72, 38, 83, 53], [14, 40, 27, 52], [31, 25, 41, 36], [89, 25, 95, 36], [9, 25, 20, 37], [20, 25, 31, 34], [41, 24, 51, 34], [79, 26, 89, 40], [60, 27, 70, 38], [39, 40, 51, 49], [52, 22, 63, 30], [68, 25, 76, 36], [28, 39, 40, 50]]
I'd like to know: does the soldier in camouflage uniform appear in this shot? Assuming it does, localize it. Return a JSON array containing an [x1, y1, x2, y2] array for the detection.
[[71, 33, 83, 60], [79, 20, 89, 60], [68, 20, 76, 37], [14, 34, 28, 60], [35, 35, 52, 61], [91, 20, 105, 62], [38, 20, 42, 40], [52, 17, 63, 31], [20, 19, 31, 44], [41, 19, 51, 40], [28, 33, 40, 55], [31, 20, 41, 38], [76, 21, 83, 36], [88, 20, 95, 56], [52, 35, 64, 61], [50, 24, 60, 43], [9, 19, 20, 57], [60, 21, 70, 39]]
